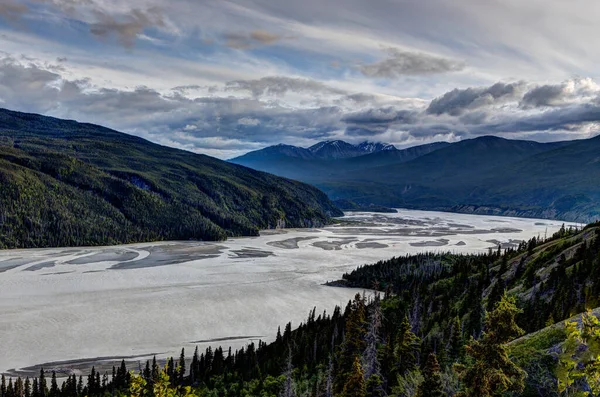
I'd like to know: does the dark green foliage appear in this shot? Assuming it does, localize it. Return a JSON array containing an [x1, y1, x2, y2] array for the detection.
[[342, 357, 366, 397], [394, 316, 420, 377], [417, 353, 445, 397], [0, 108, 341, 249], [336, 294, 367, 393], [455, 294, 526, 397], [447, 316, 464, 364]]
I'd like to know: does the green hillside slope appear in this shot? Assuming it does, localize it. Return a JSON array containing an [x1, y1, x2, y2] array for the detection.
[[0, 108, 342, 249]]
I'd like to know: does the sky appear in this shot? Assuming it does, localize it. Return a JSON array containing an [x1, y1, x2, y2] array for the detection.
[[2, 0, 600, 158]]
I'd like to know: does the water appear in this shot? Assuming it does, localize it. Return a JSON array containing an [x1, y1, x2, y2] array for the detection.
[[0, 209, 572, 375]]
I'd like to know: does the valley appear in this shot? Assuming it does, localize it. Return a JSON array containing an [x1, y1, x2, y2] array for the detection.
[[0, 209, 567, 378]]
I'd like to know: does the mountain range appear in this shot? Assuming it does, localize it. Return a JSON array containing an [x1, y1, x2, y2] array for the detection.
[[0, 108, 341, 249], [231, 136, 600, 222], [230, 140, 445, 182]]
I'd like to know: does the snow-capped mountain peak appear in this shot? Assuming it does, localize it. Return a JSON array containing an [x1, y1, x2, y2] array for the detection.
[[356, 141, 397, 153], [306, 140, 396, 159]]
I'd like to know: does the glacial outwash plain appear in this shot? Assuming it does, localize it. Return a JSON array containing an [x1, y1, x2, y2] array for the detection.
[[0, 209, 571, 377]]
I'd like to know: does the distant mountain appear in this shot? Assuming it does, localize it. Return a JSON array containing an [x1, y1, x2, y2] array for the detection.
[[229, 139, 441, 180], [356, 141, 396, 153], [318, 136, 600, 222], [307, 140, 396, 159], [234, 134, 600, 222], [232, 139, 397, 163], [0, 108, 342, 249], [337, 141, 450, 171]]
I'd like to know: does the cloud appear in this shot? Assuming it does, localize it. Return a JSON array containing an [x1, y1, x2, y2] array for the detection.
[[343, 107, 416, 125], [2, 55, 600, 159], [238, 117, 260, 126], [89, 7, 166, 48], [0, 56, 62, 113], [341, 107, 418, 136], [427, 82, 526, 116], [1, 0, 167, 48], [225, 76, 347, 98], [0, 1, 28, 22], [520, 78, 600, 108], [224, 30, 286, 49], [249, 30, 281, 45], [359, 47, 465, 78]]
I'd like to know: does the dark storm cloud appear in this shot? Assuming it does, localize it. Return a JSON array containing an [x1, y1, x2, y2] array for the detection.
[[341, 107, 418, 136], [225, 76, 347, 97], [427, 82, 526, 116], [342, 107, 416, 125], [520, 83, 568, 108], [359, 47, 465, 78]]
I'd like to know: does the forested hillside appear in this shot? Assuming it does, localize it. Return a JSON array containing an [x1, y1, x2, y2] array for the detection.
[[4, 223, 600, 396], [0, 108, 342, 249]]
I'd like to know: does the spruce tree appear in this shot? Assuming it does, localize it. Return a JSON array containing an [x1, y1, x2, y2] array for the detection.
[[178, 348, 186, 385], [49, 373, 58, 397], [394, 316, 421, 376], [38, 370, 46, 397], [32, 379, 38, 397], [455, 293, 526, 397], [447, 316, 463, 364], [24, 378, 31, 397], [342, 357, 366, 397], [190, 347, 199, 383], [336, 294, 367, 392], [416, 353, 445, 397], [486, 280, 504, 312]]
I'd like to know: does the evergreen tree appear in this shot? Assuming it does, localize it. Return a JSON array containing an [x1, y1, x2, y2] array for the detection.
[[486, 280, 504, 312], [455, 293, 526, 397], [143, 361, 151, 382], [151, 356, 159, 383], [31, 379, 38, 397], [416, 353, 445, 397], [38, 370, 46, 397], [342, 357, 366, 397], [190, 347, 199, 384], [178, 348, 186, 385], [447, 316, 463, 364], [24, 378, 31, 397], [336, 294, 367, 392], [49, 373, 58, 397], [394, 316, 421, 376]]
